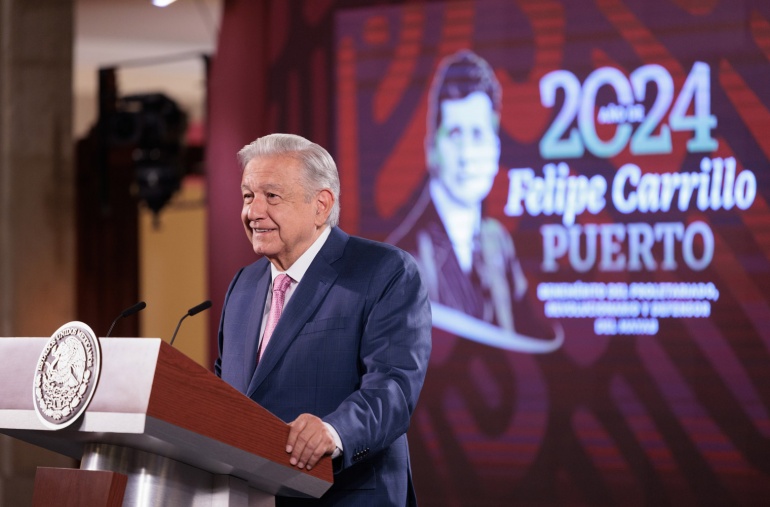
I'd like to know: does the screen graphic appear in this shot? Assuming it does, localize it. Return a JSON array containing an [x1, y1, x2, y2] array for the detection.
[[336, 1, 770, 504]]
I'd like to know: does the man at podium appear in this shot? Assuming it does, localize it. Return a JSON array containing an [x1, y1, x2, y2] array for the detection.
[[215, 133, 432, 506]]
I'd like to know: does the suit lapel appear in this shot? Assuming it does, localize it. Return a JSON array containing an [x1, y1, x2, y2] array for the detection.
[[240, 264, 271, 392], [246, 228, 348, 398]]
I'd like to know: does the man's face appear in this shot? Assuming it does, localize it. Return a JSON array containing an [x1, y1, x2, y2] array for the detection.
[[241, 154, 330, 271], [432, 91, 500, 207]]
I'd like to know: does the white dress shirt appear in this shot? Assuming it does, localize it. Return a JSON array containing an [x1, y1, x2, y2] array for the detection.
[[429, 179, 481, 274]]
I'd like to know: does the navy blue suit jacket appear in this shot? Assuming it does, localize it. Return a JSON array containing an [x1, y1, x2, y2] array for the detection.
[[215, 227, 432, 506]]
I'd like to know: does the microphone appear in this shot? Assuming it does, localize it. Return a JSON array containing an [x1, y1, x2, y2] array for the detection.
[[169, 300, 212, 346], [105, 301, 147, 338]]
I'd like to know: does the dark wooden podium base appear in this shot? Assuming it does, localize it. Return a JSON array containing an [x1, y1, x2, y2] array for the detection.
[[32, 467, 127, 507]]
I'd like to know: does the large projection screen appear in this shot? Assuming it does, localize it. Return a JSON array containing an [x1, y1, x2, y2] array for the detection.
[[336, 1, 770, 505]]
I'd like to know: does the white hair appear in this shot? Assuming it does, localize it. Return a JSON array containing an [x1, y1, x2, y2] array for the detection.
[[238, 133, 341, 227]]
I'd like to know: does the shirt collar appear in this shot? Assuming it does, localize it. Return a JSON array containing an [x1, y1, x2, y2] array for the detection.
[[270, 225, 332, 283], [429, 180, 480, 273]]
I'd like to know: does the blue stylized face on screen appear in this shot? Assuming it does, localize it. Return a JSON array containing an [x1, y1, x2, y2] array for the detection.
[[432, 91, 500, 208]]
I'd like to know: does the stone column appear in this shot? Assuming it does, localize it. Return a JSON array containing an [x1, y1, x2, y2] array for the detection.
[[0, 0, 77, 505]]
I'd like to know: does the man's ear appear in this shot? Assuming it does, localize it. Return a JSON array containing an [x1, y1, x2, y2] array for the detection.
[[315, 189, 334, 225]]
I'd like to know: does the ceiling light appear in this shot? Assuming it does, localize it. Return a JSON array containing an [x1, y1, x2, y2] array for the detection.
[[152, 0, 178, 7]]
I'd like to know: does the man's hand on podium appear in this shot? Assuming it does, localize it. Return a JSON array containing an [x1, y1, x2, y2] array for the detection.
[[286, 413, 337, 471]]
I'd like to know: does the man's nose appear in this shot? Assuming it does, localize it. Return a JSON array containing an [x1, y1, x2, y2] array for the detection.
[[456, 137, 473, 165], [245, 198, 265, 220]]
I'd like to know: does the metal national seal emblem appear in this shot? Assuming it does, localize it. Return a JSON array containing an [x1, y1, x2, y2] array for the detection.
[[33, 321, 102, 429]]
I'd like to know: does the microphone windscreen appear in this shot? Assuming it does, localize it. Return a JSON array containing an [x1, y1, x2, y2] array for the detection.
[[121, 301, 147, 318], [187, 300, 212, 317]]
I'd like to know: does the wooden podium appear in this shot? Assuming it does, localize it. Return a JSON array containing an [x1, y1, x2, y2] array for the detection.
[[0, 337, 333, 506]]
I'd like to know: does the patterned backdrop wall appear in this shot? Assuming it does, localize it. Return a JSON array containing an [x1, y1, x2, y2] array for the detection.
[[208, 1, 770, 505]]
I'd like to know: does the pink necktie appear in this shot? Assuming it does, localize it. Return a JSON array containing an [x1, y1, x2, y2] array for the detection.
[[260, 274, 292, 359]]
